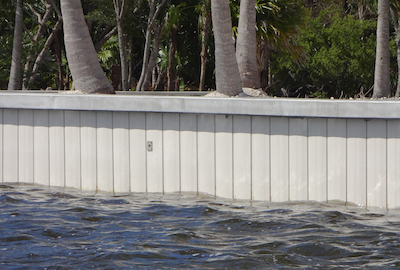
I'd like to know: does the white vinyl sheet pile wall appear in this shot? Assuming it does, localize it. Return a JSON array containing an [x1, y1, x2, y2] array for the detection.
[[0, 92, 399, 209]]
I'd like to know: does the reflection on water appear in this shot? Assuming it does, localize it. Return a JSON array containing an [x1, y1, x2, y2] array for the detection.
[[1, 183, 400, 269]]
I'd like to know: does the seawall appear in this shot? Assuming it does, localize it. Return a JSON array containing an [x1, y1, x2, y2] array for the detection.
[[1, 92, 399, 209]]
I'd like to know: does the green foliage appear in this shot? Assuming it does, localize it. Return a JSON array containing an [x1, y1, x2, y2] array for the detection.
[[271, 6, 384, 98]]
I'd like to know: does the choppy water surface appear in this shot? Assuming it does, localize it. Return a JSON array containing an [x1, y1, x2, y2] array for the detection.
[[1, 184, 400, 269]]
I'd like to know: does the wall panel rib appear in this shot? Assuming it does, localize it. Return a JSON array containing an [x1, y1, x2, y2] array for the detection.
[[327, 119, 347, 202], [215, 115, 233, 199], [65, 111, 81, 189], [308, 118, 327, 202], [347, 119, 367, 207], [80, 111, 97, 191], [113, 112, 130, 193], [49, 110, 65, 187], [33, 110, 49, 186], [251, 116, 270, 201], [270, 117, 289, 202], [18, 110, 34, 183], [367, 120, 387, 208], [3, 109, 18, 183], [163, 113, 180, 193], [180, 114, 198, 193], [288, 118, 308, 201], [197, 114, 215, 196], [233, 115, 251, 200]]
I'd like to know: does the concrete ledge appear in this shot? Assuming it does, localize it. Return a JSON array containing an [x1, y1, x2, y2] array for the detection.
[[0, 92, 399, 119]]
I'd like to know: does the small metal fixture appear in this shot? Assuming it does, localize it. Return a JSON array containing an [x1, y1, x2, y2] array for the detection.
[[147, 141, 153, 152]]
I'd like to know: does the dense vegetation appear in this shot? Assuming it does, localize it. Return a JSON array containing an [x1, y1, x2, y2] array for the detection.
[[1, 0, 399, 98]]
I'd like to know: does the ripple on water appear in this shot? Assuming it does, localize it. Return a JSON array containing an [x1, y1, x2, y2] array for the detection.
[[1, 184, 400, 269]]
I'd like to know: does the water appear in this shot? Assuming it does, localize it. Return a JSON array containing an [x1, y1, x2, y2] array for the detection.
[[1, 184, 400, 269]]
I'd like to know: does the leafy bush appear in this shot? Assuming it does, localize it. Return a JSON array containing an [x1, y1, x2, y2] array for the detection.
[[271, 6, 395, 98]]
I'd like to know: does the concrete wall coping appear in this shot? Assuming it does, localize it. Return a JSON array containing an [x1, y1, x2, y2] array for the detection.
[[0, 92, 399, 119]]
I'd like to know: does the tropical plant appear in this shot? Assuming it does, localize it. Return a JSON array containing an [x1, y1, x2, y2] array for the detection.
[[61, 0, 114, 93], [236, 0, 260, 89], [211, 0, 242, 96], [271, 6, 380, 98], [8, 0, 24, 90], [373, 0, 390, 98]]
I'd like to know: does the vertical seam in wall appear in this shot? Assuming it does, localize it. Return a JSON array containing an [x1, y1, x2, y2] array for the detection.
[[128, 112, 131, 193], [47, 110, 50, 187], [1, 109, 3, 183], [214, 114, 216, 198], [232, 115, 234, 200], [17, 110, 19, 184], [79, 111, 82, 190], [33, 110, 36, 185], [386, 120, 389, 210], [287, 118, 290, 202], [250, 116, 253, 201], [325, 118, 329, 203], [112, 112, 115, 194], [1, 110, 3, 183], [161, 113, 165, 195], [268, 117, 271, 202], [95, 111, 98, 193], [196, 114, 199, 195], [178, 113, 181, 194], [365, 120, 368, 209], [307, 118, 310, 201], [62, 111, 65, 188], [144, 113, 148, 194], [345, 119, 348, 207]]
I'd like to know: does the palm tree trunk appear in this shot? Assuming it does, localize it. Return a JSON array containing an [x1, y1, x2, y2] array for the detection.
[[373, 0, 390, 98], [392, 5, 400, 98], [199, 0, 211, 91], [211, 0, 242, 96], [61, 0, 114, 94], [8, 0, 24, 90], [236, 0, 260, 89]]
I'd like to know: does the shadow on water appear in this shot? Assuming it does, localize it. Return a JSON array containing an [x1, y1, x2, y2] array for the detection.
[[1, 183, 400, 269]]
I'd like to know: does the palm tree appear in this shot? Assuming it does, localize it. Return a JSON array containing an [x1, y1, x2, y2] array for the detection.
[[198, 0, 211, 91], [61, 0, 114, 93], [8, 0, 24, 90], [255, 0, 305, 91], [391, 0, 400, 97], [373, 0, 390, 98], [211, 0, 242, 96], [236, 0, 260, 89], [165, 4, 186, 91]]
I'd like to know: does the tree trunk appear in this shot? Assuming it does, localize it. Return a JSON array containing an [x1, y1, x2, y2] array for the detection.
[[236, 0, 260, 89], [8, 0, 24, 90], [54, 32, 64, 90], [142, 24, 163, 90], [95, 26, 117, 53], [373, 0, 390, 98], [392, 7, 400, 98], [28, 19, 63, 87], [258, 41, 271, 92], [23, 1, 53, 89], [167, 29, 178, 90], [113, 0, 129, 91], [136, 0, 168, 91], [211, 0, 242, 96], [61, 0, 114, 94], [199, 0, 211, 91]]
